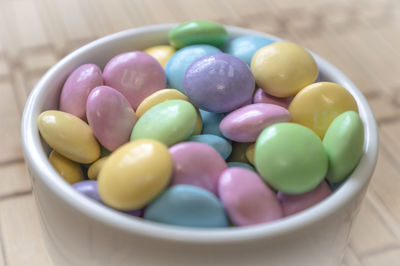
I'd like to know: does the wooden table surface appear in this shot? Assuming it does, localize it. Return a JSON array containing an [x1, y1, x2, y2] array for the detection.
[[0, 0, 399, 265]]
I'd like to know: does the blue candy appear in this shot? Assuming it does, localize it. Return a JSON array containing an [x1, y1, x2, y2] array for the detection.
[[187, 134, 232, 159], [165, 44, 221, 93], [227, 162, 255, 171], [144, 185, 228, 228], [200, 110, 225, 137], [223, 35, 275, 65]]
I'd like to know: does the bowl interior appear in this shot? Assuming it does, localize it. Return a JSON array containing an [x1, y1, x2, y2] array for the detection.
[[21, 24, 379, 243]]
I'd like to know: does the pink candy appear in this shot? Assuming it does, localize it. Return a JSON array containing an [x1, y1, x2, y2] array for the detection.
[[253, 88, 293, 109]]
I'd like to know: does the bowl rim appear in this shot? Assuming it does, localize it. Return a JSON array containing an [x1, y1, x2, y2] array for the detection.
[[21, 23, 379, 244]]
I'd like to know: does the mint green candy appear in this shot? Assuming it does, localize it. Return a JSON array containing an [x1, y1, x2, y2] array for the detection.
[[323, 111, 364, 183], [168, 20, 228, 49], [255, 123, 328, 194], [131, 100, 197, 146]]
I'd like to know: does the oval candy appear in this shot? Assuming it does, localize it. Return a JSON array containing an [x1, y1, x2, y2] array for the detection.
[[49, 150, 84, 184], [98, 139, 172, 210], [38, 110, 100, 164], [288, 82, 358, 138], [103, 51, 166, 110], [144, 45, 176, 67], [227, 162, 255, 171], [169, 142, 227, 195], [144, 185, 228, 228], [131, 100, 197, 146], [86, 86, 137, 151], [87, 156, 109, 180], [200, 110, 225, 137], [168, 20, 228, 49], [255, 123, 328, 194], [323, 111, 364, 183], [72, 180, 102, 203], [245, 144, 255, 165], [253, 88, 293, 109], [220, 103, 290, 142], [187, 134, 232, 160], [227, 142, 252, 163], [59, 64, 104, 120]]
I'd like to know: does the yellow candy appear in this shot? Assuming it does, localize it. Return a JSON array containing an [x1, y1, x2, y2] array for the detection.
[[251, 42, 318, 97], [98, 139, 172, 210], [245, 144, 255, 165], [49, 151, 84, 184], [288, 82, 358, 138], [88, 156, 109, 180], [38, 110, 100, 164], [227, 142, 251, 163], [144, 45, 176, 67], [136, 89, 189, 117], [192, 109, 203, 136]]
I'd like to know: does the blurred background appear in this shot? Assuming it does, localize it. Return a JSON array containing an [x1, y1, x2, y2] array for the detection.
[[0, 0, 399, 265]]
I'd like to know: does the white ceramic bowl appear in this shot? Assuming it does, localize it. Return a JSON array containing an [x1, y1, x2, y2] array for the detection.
[[21, 24, 378, 266]]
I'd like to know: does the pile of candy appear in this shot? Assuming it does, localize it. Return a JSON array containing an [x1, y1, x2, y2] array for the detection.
[[37, 21, 364, 228]]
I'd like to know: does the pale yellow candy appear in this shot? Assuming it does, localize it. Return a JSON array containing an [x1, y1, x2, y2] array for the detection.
[[88, 156, 109, 180], [245, 143, 255, 165], [98, 139, 172, 210], [136, 89, 189, 117], [38, 110, 100, 164], [192, 109, 203, 136], [288, 82, 358, 138], [49, 150, 84, 184], [227, 142, 251, 163], [251, 42, 318, 97], [144, 45, 176, 67]]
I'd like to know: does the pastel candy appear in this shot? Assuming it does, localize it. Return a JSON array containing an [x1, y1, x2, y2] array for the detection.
[[169, 142, 227, 195], [72, 180, 102, 203], [218, 168, 283, 226], [200, 110, 224, 137], [277, 180, 332, 216], [223, 35, 274, 65], [187, 134, 232, 159], [130, 100, 197, 146], [87, 156, 109, 180], [220, 103, 290, 142], [49, 150, 84, 184], [227, 142, 251, 163], [98, 140, 172, 210], [168, 20, 228, 49], [103, 51, 166, 110], [255, 123, 328, 194], [251, 42, 318, 97], [245, 144, 255, 165], [323, 111, 364, 183], [59, 64, 103, 120], [253, 88, 293, 109], [165, 44, 221, 93], [144, 45, 176, 67], [38, 110, 100, 164], [184, 53, 255, 113], [86, 86, 137, 151], [144, 185, 228, 228], [289, 82, 359, 138], [227, 162, 255, 171]]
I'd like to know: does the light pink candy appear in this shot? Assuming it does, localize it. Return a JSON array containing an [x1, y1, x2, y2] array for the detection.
[[169, 142, 227, 196], [219, 103, 290, 142], [86, 86, 137, 151], [277, 180, 332, 217], [253, 88, 293, 109], [218, 167, 283, 226], [102, 51, 166, 110], [59, 64, 104, 120]]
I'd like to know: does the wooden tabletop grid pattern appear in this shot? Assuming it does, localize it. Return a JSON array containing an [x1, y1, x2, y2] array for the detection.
[[0, 0, 399, 265]]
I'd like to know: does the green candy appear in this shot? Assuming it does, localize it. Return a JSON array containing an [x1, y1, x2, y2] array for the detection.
[[168, 20, 228, 49], [255, 123, 328, 194], [323, 111, 364, 183], [131, 100, 197, 146]]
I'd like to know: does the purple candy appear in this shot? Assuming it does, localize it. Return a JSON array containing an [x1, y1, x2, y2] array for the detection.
[[253, 88, 293, 109], [220, 103, 290, 142], [218, 167, 283, 226], [169, 142, 227, 196], [59, 64, 104, 120], [86, 86, 137, 151], [183, 53, 255, 113], [277, 180, 332, 217], [103, 51, 166, 110]]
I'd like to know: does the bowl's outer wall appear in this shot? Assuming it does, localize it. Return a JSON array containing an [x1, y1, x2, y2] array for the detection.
[[22, 24, 378, 266]]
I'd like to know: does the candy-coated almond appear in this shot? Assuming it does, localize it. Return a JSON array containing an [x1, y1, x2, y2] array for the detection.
[[289, 82, 358, 138], [98, 139, 172, 210], [87, 156, 109, 180], [245, 144, 255, 165], [49, 150, 84, 184], [38, 110, 100, 163], [144, 45, 176, 67], [227, 142, 251, 163]]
